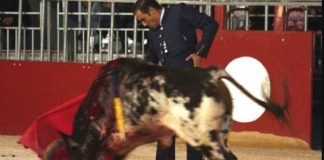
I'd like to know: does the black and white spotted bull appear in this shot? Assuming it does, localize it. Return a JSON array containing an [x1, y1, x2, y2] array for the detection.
[[46, 58, 288, 160]]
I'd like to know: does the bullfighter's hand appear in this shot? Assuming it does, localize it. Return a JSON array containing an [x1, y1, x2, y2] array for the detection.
[[186, 53, 202, 67]]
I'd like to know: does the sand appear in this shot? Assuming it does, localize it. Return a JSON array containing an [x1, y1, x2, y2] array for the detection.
[[0, 132, 321, 160]]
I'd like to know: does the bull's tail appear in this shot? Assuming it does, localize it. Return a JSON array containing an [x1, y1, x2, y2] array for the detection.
[[210, 69, 288, 123]]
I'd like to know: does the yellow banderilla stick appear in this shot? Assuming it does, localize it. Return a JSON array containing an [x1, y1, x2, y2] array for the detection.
[[114, 97, 126, 139]]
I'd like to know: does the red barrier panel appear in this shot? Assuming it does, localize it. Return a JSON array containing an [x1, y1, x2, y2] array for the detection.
[[203, 30, 314, 145], [0, 31, 314, 146], [0, 61, 102, 135]]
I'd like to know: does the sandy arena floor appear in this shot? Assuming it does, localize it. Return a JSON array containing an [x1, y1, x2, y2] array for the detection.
[[0, 132, 321, 160]]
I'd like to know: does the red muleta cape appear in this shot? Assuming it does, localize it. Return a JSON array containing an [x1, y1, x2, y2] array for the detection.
[[18, 93, 112, 160]]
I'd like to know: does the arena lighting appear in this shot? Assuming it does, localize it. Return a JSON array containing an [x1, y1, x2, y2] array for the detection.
[[223, 56, 270, 123]]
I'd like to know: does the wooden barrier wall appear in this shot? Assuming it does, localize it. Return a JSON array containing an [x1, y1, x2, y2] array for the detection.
[[0, 61, 102, 135]]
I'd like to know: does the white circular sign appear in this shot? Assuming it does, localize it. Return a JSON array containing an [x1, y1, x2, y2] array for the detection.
[[223, 56, 270, 123]]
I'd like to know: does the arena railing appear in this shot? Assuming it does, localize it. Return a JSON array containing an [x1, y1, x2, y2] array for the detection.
[[0, 0, 321, 63]]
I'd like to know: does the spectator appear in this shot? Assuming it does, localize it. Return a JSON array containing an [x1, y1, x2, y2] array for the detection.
[[228, 6, 250, 30], [90, 2, 132, 53], [286, 6, 305, 31], [0, 0, 30, 49], [90, 2, 112, 52]]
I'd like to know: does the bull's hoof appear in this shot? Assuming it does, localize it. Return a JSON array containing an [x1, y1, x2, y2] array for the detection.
[[44, 138, 84, 160], [224, 152, 238, 160], [44, 138, 67, 160]]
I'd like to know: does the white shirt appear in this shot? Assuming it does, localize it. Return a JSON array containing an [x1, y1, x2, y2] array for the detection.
[[160, 8, 165, 25]]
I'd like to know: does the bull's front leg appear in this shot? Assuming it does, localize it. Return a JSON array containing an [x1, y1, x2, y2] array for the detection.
[[82, 115, 108, 160], [156, 136, 175, 160]]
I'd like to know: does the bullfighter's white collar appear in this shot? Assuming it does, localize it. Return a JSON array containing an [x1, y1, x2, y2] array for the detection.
[[160, 8, 165, 26]]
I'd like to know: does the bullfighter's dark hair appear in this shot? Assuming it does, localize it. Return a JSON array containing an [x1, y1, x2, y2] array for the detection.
[[133, 0, 162, 14]]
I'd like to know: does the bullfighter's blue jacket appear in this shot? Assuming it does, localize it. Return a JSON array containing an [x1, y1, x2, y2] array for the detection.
[[145, 3, 218, 67]]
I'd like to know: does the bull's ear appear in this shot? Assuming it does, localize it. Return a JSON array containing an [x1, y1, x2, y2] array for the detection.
[[135, 58, 149, 64], [146, 61, 155, 65]]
